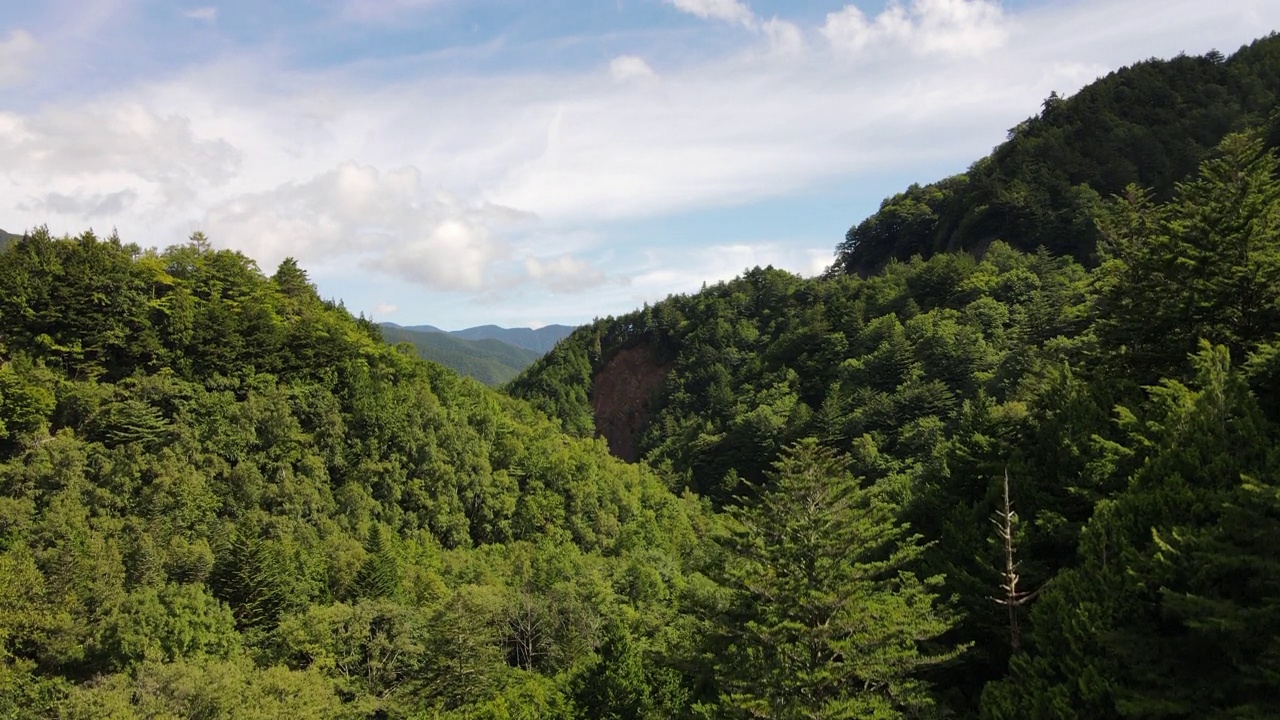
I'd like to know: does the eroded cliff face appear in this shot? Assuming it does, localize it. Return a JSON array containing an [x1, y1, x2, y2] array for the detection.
[[590, 344, 671, 463]]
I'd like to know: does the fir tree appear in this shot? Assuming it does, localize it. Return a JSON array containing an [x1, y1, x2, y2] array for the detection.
[[707, 439, 962, 719]]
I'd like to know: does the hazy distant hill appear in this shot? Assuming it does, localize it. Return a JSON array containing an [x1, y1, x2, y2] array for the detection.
[[397, 323, 575, 354], [0, 229, 20, 251], [379, 323, 542, 386]]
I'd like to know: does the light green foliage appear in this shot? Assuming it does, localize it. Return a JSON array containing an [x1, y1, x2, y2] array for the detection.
[[61, 658, 350, 719], [97, 583, 240, 669], [0, 231, 706, 718]]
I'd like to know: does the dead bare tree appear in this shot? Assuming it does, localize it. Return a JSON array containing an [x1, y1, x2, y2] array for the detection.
[[992, 469, 1039, 650]]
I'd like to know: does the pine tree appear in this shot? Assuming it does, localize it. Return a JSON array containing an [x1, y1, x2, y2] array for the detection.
[[982, 344, 1278, 719], [353, 524, 400, 600], [574, 621, 656, 720], [1095, 132, 1280, 382], [210, 531, 294, 631], [708, 439, 962, 719]]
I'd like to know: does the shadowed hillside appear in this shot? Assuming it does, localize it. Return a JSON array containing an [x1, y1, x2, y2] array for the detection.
[[833, 35, 1280, 275]]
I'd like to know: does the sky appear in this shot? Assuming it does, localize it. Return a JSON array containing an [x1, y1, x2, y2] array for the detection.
[[2, 0, 1278, 329]]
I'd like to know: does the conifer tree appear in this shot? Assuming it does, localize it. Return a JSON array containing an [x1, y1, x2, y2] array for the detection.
[[707, 439, 961, 719], [982, 344, 1278, 719], [353, 524, 400, 600]]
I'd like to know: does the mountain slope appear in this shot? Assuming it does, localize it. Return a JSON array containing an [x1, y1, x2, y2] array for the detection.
[[510, 57, 1280, 716], [0, 228, 709, 718], [379, 323, 541, 385], [834, 35, 1280, 275], [0, 228, 19, 252]]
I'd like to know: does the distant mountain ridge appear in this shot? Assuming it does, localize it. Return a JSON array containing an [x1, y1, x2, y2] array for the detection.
[[0, 229, 20, 251], [391, 323, 575, 354], [378, 322, 575, 386]]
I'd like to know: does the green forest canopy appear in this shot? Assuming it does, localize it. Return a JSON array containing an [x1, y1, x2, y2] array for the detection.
[[510, 40, 1280, 720], [3, 36, 1280, 720]]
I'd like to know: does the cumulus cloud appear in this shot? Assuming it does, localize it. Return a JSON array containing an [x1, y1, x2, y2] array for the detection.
[[666, 0, 755, 27], [201, 162, 530, 291], [610, 55, 657, 83], [524, 254, 608, 294], [0, 30, 39, 86], [822, 0, 1009, 58], [0, 102, 240, 208]]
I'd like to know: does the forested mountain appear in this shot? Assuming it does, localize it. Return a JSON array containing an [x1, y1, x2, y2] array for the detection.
[[0, 229, 19, 252], [447, 325, 576, 354], [833, 34, 1280, 275], [511, 94, 1280, 717], [378, 323, 542, 386], [0, 230, 963, 718], [0, 231, 704, 718], [6, 34, 1280, 720]]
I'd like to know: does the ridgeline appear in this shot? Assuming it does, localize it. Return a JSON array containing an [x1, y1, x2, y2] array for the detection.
[[4, 35, 1280, 720]]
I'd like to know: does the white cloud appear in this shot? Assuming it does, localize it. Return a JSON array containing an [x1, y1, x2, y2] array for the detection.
[[0, 102, 240, 209], [0, 30, 39, 87], [524, 254, 608, 294], [666, 0, 755, 27], [201, 162, 527, 291], [610, 55, 657, 82], [183, 7, 218, 22], [822, 0, 1009, 58], [2, 0, 1279, 327], [374, 302, 399, 315], [762, 18, 806, 56]]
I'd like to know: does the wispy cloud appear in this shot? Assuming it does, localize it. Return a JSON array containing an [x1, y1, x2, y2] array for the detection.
[[183, 7, 218, 22], [610, 55, 657, 82], [525, 254, 609, 294], [666, 0, 755, 27], [822, 0, 1010, 58], [0, 29, 39, 86], [1, 0, 1277, 326]]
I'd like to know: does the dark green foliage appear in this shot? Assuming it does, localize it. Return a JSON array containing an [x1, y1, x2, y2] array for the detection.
[[211, 530, 300, 632], [1093, 132, 1280, 382], [705, 440, 962, 718], [982, 345, 1280, 719], [514, 110, 1280, 718], [352, 524, 400, 600], [834, 36, 1280, 275]]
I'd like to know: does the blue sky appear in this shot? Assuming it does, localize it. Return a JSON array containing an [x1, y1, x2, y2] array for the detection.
[[2, 0, 1278, 329]]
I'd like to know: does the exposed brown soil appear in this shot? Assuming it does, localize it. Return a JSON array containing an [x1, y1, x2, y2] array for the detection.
[[590, 344, 671, 462]]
